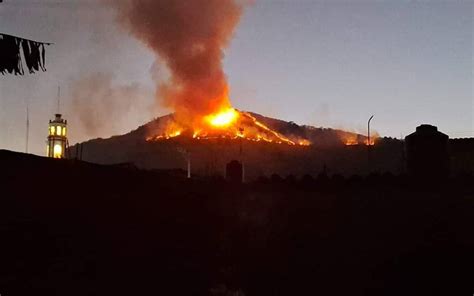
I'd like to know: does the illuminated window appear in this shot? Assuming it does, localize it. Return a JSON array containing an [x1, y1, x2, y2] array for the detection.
[[50, 126, 55, 135], [53, 144, 62, 158], [46, 145, 50, 156], [62, 127, 66, 136], [56, 126, 62, 136]]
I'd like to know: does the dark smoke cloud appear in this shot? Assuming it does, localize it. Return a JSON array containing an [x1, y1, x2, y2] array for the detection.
[[113, 0, 245, 123], [68, 73, 152, 138]]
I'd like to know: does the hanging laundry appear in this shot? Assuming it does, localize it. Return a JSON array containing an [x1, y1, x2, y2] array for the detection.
[[0, 33, 51, 75], [22, 39, 46, 73], [0, 34, 24, 75]]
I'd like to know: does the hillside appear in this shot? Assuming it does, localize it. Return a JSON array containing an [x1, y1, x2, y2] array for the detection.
[[69, 112, 401, 178]]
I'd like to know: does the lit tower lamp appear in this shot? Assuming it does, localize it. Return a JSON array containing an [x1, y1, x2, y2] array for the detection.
[[47, 113, 68, 158]]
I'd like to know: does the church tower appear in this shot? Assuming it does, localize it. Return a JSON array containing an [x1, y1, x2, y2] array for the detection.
[[47, 113, 68, 158]]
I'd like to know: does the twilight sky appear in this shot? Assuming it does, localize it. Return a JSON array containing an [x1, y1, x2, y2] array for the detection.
[[0, 0, 472, 156]]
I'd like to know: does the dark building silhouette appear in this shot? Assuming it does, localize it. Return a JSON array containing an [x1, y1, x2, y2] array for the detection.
[[225, 160, 243, 183], [449, 138, 474, 175], [405, 124, 449, 178]]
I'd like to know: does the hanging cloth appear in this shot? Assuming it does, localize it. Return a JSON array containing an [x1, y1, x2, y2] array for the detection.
[[0, 34, 24, 75], [22, 39, 45, 73], [0, 33, 51, 75]]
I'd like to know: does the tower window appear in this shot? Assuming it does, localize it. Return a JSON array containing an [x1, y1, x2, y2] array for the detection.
[[50, 126, 55, 135], [56, 126, 62, 136], [53, 144, 62, 158], [62, 127, 66, 136]]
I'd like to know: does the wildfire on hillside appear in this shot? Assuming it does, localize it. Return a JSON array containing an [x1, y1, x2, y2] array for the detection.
[[146, 108, 311, 146], [115, 1, 309, 147], [342, 134, 378, 146]]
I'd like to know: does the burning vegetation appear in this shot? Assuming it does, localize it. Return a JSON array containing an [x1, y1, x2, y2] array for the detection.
[[146, 108, 311, 146], [341, 132, 378, 146]]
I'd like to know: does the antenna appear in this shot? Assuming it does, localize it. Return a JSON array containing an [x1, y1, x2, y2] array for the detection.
[[57, 86, 60, 114], [25, 104, 29, 153]]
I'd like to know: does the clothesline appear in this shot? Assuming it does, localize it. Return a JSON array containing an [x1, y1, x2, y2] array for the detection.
[[0, 33, 53, 45]]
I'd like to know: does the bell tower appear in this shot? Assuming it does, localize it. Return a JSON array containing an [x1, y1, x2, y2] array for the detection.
[[47, 113, 68, 158]]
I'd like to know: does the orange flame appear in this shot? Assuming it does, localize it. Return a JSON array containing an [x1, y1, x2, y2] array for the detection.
[[344, 138, 359, 146], [146, 108, 310, 146], [342, 134, 378, 146], [204, 108, 239, 128]]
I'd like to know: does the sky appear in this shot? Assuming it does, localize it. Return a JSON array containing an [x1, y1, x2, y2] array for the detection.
[[0, 0, 472, 156]]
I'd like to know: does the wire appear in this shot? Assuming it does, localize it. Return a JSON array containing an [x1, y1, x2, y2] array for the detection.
[[0, 32, 53, 45]]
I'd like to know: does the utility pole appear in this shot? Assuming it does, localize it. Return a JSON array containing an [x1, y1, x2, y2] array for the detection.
[[239, 127, 244, 156], [25, 104, 29, 153], [177, 147, 191, 178], [187, 152, 191, 179], [239, 127, 245, 183], [367, 115, 374, 173]]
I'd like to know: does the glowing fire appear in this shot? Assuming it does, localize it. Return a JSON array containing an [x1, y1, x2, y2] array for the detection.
[[343, 135, 377, 146], [205, 108, 239, 127], [345, 138, 359, 146], [364, 138, 376, 146], [146, 108, 310, 146]]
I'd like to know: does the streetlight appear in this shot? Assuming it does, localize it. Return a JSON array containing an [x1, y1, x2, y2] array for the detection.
[[368, 115, 374, 146], [367, 115, 374, 173]]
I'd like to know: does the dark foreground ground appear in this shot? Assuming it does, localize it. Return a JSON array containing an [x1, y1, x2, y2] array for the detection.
[[0, 150, 473, 296]]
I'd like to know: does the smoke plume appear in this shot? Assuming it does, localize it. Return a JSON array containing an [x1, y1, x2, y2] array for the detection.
[[68, 73, 152, 139], [113, 0, 245, 124]]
